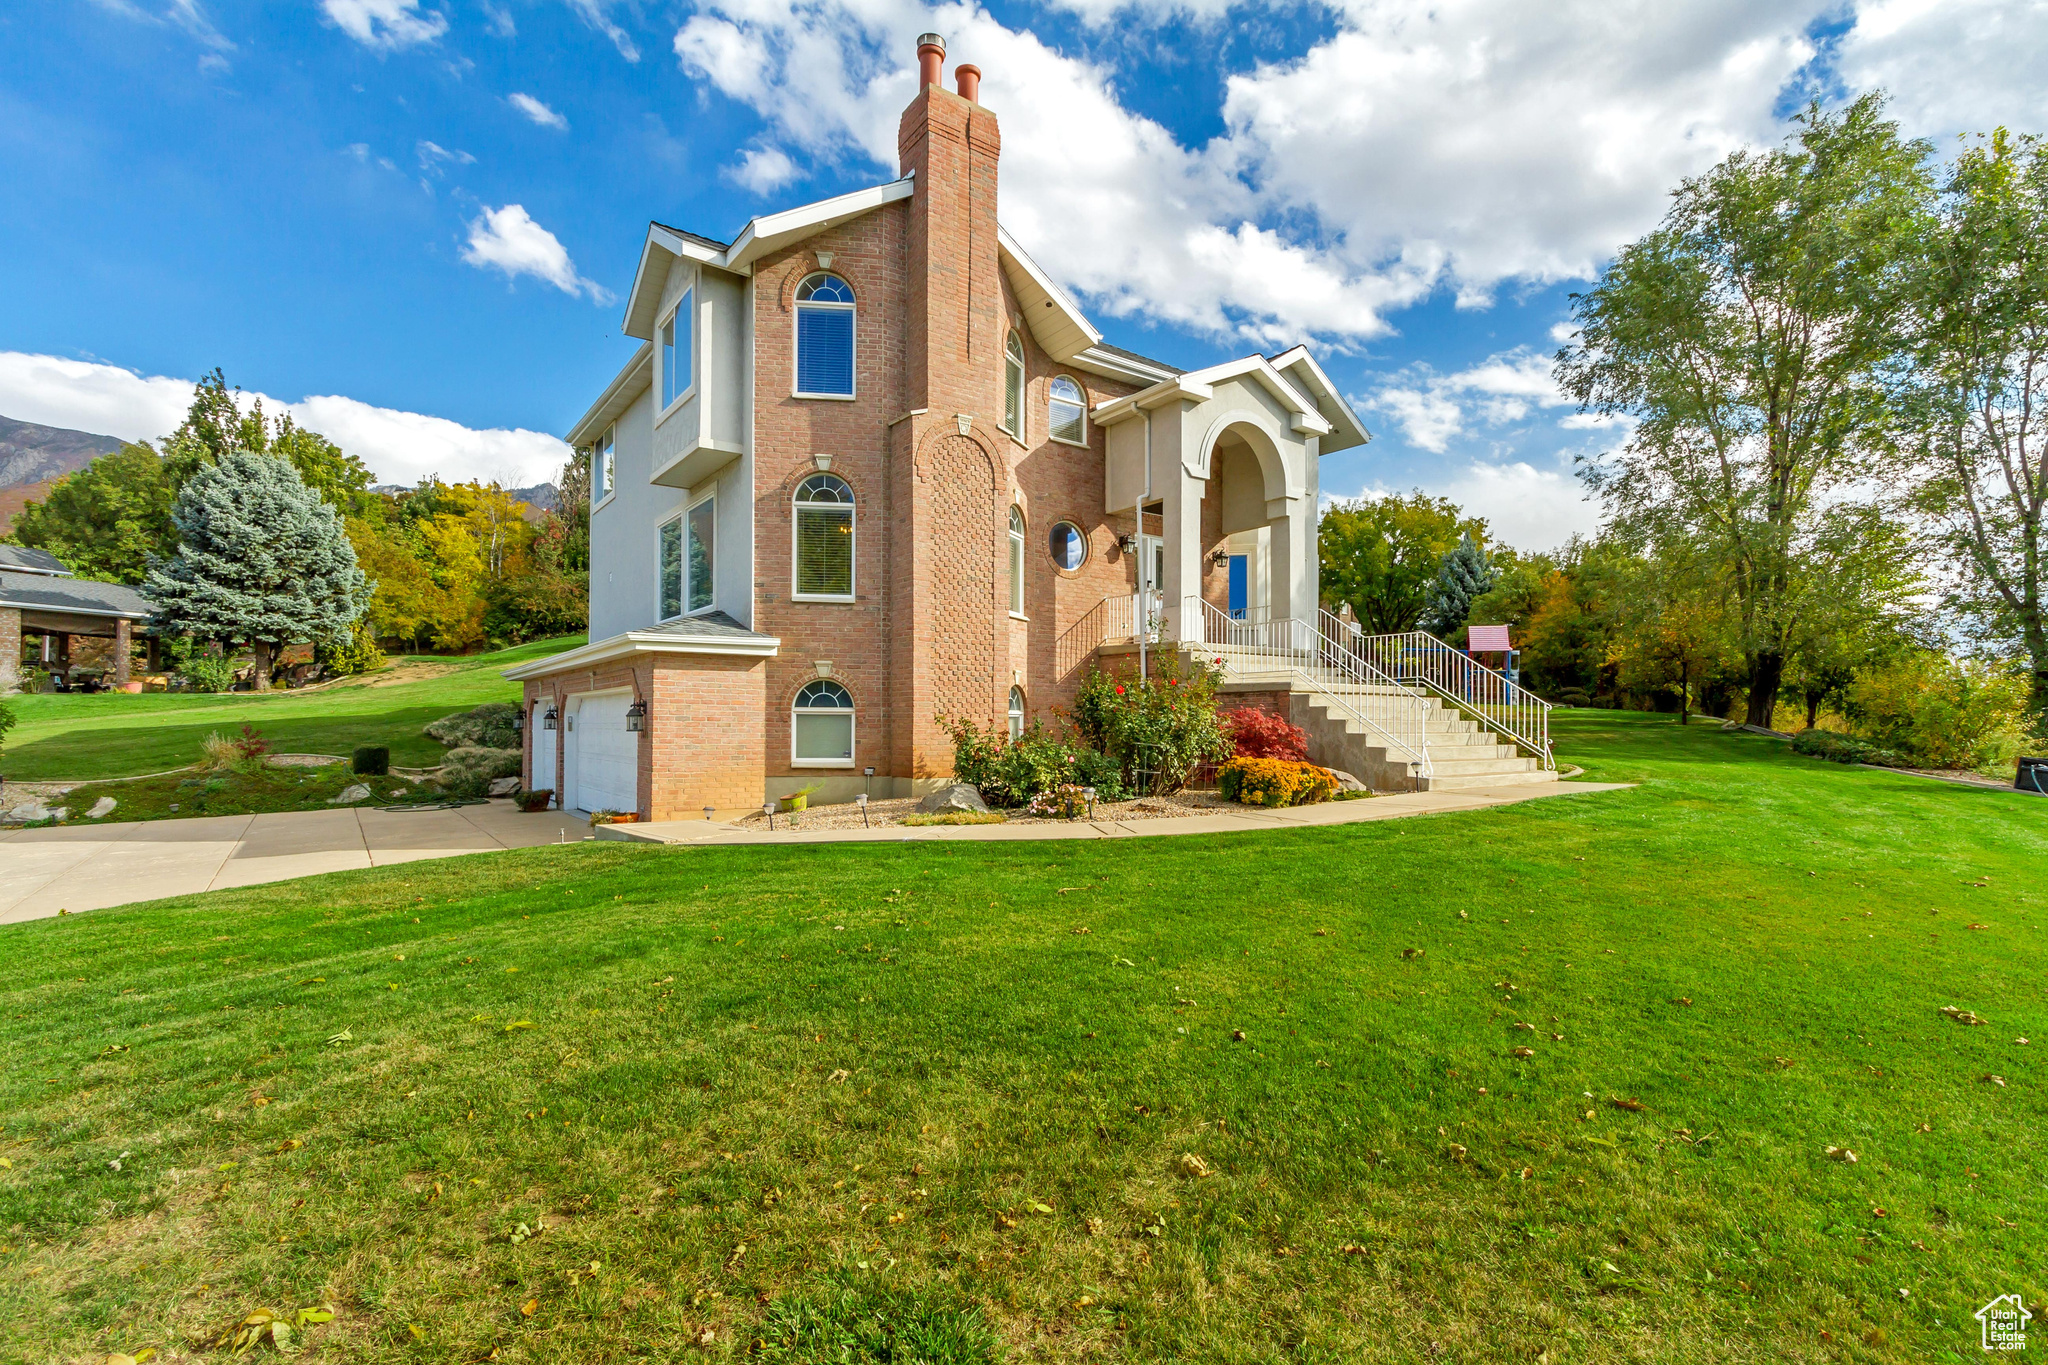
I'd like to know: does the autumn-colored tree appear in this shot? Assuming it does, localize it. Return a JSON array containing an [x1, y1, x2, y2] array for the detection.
[[1319, 492, 1488, 633]]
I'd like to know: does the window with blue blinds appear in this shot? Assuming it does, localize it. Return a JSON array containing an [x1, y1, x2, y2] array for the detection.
[[795, 272, 856, 396]]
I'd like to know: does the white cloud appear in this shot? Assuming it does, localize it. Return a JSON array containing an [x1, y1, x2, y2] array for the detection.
[[726, 146, 799, 194], [461, 204, 613, 302], [1835, 0, 2048, 138], [1368, 347, 1572, 452], [565, 0, 640, 61], [508, 93, 569, 130], [0, 352, 568, 489], [1337, 458, 1601, 553], [482, 2, 515, 37], [415, 139, 475, 172], [91, 0, 234, 67], [320, 0, 448, 51]]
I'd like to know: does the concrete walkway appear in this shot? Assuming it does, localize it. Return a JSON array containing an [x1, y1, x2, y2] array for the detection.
[[0, 801, 592, 925], [601, 780, 1629, 848]]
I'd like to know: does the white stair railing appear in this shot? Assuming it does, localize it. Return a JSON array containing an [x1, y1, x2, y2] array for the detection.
[[1194, 599, 1433, 779], [1322, 614, 1553, 769]]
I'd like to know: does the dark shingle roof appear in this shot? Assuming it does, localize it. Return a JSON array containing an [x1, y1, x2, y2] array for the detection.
[[651, 221, 733, 253], [0, 546, 71, 575], [0, 570, 152, 620], [1094, 342, 1182, 377], [643, 610, 772, 642]]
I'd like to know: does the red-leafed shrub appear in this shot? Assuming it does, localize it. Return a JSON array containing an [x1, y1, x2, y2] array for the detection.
[[1224, 707, 1309, 761]]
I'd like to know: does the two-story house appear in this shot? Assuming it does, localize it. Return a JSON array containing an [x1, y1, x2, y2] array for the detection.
[[507, 34, 1382, 820]]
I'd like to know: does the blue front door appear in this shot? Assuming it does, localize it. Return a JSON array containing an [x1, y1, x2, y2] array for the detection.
[[1227, 554, 1249, 619]]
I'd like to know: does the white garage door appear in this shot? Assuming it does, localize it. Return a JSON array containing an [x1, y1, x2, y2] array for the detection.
[[571, 693, 638, 815], [529, 700, 555, 794]]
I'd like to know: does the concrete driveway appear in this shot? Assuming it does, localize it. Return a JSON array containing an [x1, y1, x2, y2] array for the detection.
[[0, 801, 593, 924]]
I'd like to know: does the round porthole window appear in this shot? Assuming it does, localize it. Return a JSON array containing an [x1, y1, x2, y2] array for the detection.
[[1048, 521, 1087, 572]]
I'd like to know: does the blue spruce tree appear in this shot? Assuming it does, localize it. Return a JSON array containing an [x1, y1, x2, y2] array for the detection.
[[1421, 533, 1495, 638], [145, 451, 369, 688]]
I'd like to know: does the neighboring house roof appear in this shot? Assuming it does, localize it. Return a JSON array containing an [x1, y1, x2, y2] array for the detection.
[[501, 612, 781, 680], [0, 570, 153, 622], [0, 546, 73, 576]]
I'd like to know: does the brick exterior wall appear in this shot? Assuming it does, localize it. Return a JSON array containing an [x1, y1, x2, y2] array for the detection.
[[524, 74, 1184, 816]]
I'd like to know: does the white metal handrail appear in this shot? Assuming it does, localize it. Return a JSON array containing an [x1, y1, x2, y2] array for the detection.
[[1322, 614, 1553, 769], [1195, 599, 1433, 777]]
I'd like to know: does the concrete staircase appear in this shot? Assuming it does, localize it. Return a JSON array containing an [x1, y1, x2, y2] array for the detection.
[[1205, 644, 1557, 793]]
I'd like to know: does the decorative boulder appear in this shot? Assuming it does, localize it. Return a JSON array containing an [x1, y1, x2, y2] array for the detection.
[[425, 703, 521, 751], [917, 782, 990, 815], [330, 783, 372, 804], [1327, 769, 1368, 792], [87, 796, 118, 819], [488, 776, 521, 797]]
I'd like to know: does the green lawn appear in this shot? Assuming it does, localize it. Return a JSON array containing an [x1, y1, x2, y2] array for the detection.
[[0, 713, 2041, 1363], [0, 636, 580, 781]]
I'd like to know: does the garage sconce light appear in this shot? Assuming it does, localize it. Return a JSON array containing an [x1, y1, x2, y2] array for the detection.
[[626, 699, 648, 732], [1209, 549, 1229, 566], [542, 706, 559, 731], [1117, 534, 1137, 554], [512, 709, 524, 733]]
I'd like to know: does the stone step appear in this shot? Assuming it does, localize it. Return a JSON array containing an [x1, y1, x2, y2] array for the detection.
[[1420, 768, 1560, 791]]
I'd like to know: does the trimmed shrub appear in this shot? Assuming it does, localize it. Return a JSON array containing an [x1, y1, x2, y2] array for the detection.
[[1218, 757, 1339, 808], [352, 745, 391, 776], [425, 703, 520, 751], [1223, 707, 1309, 761], [1789, 729, 1901, 766], [181, 644, 239, 694], [940, 719, 1129, 808], [1845, 654, 2034, 772]]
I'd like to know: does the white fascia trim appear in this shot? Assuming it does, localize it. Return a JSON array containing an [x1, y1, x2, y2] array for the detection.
[[502, 627, 782, 680], [1088, 375, 1217, 426], [996, 226, 1101, 353], [1267, 344, 1371, 450], [1178, 354, 1334, 434], [0, 601, 150, 621], [566, 343, 653, 449], [723, 178, 915, 275], [1068, 345, 1178, 386], [650, 224, 726, 265]]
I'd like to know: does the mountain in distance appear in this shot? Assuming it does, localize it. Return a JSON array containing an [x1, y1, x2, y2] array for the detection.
[[0, 414, 125, 487]]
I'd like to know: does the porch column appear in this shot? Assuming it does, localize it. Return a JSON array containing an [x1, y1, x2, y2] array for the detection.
[[0, 608, 18, 695], [1157, 404, 1206, 645], [114, 618, 132, 687], [1267, 494, 1316, 625]]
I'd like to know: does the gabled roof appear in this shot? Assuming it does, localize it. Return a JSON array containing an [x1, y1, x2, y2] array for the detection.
[[1088, 351, 1370, 454]]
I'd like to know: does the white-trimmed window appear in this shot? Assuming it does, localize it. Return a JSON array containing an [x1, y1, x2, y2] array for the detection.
[[593, 423, 616, 503], [1049, 520, 1087, 572], [1048, 375, 1086, 445], [659, 494, 717, 619], [661, 291, 693, 410], [794, 472, 854, 599], [1003, 330, 1025, 438], [1008, 686, 1025, 741], [1008, 506, 1026, 616], [792, 679, 855, 766], [795, 273, 856, 397]]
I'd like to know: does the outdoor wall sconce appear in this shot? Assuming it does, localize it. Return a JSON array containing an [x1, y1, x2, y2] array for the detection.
[[512, 710, 524, 732], [542, 706, 559, 731], [1209, 549, 1229, 566], [1117, 534, 1138, 554], [626, 699, 648, 732]]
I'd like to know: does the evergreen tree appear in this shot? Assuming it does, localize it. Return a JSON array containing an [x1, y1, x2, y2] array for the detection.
[[145, 451, 369, 688], [1422, 533, 1496, 638]]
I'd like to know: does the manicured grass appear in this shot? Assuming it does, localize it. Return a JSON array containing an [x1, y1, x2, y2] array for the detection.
[[1, 714, 2042, 1362], [0, 637, 580, 781]]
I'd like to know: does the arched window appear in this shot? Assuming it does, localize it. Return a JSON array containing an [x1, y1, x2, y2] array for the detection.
[[793, 472, 854, 599], [792, 679, 855, 766], [795, 273, 856, 397], [1048, 520, 1087, 572], [1008, 506, 1026, 615], [1003, 330, 1025, 439], [1008, 685, 1025, 741], [1048, 376, 1086, 444]]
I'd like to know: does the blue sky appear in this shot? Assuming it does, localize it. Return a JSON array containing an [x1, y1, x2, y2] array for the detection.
[[1, 0, 2041, 546]]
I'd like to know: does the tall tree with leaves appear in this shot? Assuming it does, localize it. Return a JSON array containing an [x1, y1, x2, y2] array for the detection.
[[1557, 94, 1934, 726], [1319, 493, 1487, 633], [9, 442, 176, 582], [1895, 130, 2048, 723], [145, 452, 369, 688]]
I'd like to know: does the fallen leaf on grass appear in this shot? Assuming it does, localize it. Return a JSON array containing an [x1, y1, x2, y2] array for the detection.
[[696, 1327, 717, 1347], [1611, 1097, 1645, 1112], [1512, 1047, 1535, 1058], [1231, 1030, 1247, 1042], [274, 1139, 302, 1154], [1519, 1166, 1533, 1180], [325, 1029, 353, 1046], [520, 1298, 537, 1318], [1446, 1144, 1468, 1161], [502, 1021, 535, 1033], [1825, 1146, 1858, 1163], [1179, 1153, 1213, 1178], [1512, 1022, 1535, 1032], [1982, 1074, 2007, 1087], [1084, 1217, 1103, 1236], [1967, 923, 1989, 930], [1402, 948, 1425, 959], [250, 1095, 273, 1108], [1940, 1006, 1987, 1026], [1672, 997, 1692, 1007], [827, 1069, 851, 1084], [101, 1352, 157, 1365], [1339, 1243, 1368, 1255]]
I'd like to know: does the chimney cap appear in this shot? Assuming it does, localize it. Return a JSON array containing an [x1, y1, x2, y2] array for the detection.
[[916, 32, 946, 53]]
